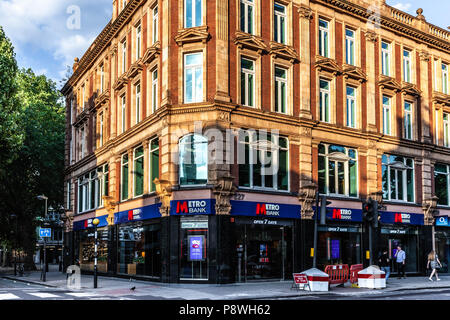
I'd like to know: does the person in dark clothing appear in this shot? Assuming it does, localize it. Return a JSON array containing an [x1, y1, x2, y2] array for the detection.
[[378, 249, 390, 283]]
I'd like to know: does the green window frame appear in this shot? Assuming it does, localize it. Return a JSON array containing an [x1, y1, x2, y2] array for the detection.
[[179, 134, 208, 186], [121, 154, 129, 201], [238, 131, 289, 191], [134, 146, 144, 197], [318, 144, 358, 197], [382, 155, 415, 203], [435, 163, 449, 206], [149, 137, 159, 192]]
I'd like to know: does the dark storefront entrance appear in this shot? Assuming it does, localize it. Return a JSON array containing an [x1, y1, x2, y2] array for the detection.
[[379, 226, 419, 274], [235, 218, 293, 282], [317, 225, 362, 270]]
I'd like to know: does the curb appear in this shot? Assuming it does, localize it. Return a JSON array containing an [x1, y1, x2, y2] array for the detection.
[[1, 276, 59, 288]]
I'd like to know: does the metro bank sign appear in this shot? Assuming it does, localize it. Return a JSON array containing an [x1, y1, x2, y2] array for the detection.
[[256, 203, 280, 216], [170, 199, 215, 215]]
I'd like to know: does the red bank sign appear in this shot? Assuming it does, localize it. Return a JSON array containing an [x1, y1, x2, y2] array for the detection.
[[256, 203, 280, 216]]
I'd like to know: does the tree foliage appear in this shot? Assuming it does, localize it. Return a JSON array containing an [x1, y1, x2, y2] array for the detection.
[[0, 27, 65, 268]]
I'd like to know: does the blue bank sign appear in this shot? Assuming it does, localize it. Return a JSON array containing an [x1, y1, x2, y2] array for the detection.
[[436, 216, 450, 227], [230, 201, 301, 219]]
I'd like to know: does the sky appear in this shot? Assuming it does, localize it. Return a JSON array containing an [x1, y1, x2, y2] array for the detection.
[[0, 0, 448, 86]]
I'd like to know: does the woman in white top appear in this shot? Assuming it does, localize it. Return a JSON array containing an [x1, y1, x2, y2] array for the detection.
[[427, 250, 442, 281]]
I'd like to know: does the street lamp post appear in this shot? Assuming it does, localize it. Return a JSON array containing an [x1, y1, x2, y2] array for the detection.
[[92, 218, 100, 289], [37, 195, 48, 282]]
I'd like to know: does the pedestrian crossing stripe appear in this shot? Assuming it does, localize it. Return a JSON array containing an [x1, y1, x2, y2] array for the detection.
[[0, 293, 20, 300], [66, 292, 100, 297], [28, 292, 61, 299]]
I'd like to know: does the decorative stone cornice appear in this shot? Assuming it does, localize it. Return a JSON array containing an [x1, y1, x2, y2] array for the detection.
[[342, 64, 368, 83], [73, 108, 90, 128], [364, 30, 378, 42], [174, 26, 210, 46], [234, 31, 268, 55], [432, 91, 450, 106], [127, 59, 144, 79], [401, 82, 422, 97], [269, 41, 299, 63], [298, 5, 313, 20], [113, 73, 129, 91], [378, 75, 402, 92], [142, 42, 161, 66], [419, 50, 430, 62], [94, 89, 111, 108], [314, 56, 342, 76]]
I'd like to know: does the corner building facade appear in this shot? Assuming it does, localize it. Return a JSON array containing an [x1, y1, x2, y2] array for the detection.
[[62, 0, 450, 283]]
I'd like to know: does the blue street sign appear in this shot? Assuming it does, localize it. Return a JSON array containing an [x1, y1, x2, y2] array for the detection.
[[39, 228, 51, 238]]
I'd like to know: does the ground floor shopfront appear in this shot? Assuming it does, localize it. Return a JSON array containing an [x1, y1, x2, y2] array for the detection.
[[64, 196, 437, 283]]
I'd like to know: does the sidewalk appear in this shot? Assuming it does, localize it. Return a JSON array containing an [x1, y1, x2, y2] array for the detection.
[[2, 265, 450, 300]]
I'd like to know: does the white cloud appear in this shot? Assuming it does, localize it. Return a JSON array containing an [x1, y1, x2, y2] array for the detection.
[[0, 0, 110, 82], [392, 2, 413, 12]]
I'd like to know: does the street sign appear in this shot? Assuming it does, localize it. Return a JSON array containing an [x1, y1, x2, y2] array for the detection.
[[39, 228, 51, 238]]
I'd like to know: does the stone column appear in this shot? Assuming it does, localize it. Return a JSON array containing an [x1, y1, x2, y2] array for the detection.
[[215, 0, 231, 102], [298, 5, 312, 120], [419, 49, 431, 144], [364, 30, 378, 133], [128, 149, 133, 199]]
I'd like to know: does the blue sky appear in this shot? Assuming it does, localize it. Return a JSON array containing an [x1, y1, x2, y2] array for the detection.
[[0, 0, 447, 86]]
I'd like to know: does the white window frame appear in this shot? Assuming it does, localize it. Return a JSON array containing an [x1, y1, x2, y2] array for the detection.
[[184, 52, 203, 104], [135, 83, 141, 124], [403, 49, 412, 83], [99, 112, 104, 147], [443, 63, 449, 94], [136, 23, 142, 60], [382, 95, 391, 135], [381, 41, 390, 76], [346, 86, 356, 128], [151, 69, 158, 113], [345, 28, 355, 66], [66, 181, 71, 210], [444, 113, 450, 148], [184, 0, 202, 28], [153, 6, 159, 44], [274, 3, 287, 44], [240, 0, 254, 34], [80, 126, 86, 158], [319, 79, 330, 123], [241, 57, 255, 107], [121, 95, 126, 134], [100, 65, 104, 93], [404, 101, 413, 140], [274, 66, 288, 114], [319, 19, 329, 58], [122, 40, 127, 74]]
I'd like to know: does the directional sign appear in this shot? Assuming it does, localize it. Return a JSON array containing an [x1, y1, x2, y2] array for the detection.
[[39, 228, 52, 238]]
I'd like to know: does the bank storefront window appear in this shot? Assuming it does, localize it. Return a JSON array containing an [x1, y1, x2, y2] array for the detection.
[[77, 227, 109, 273], [180, 216, 209, 280], [117, 222, 161, 278]]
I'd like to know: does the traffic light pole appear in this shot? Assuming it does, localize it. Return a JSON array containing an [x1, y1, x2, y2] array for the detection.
[[368, 224, 373, 266], [313, 191, 319, 268]]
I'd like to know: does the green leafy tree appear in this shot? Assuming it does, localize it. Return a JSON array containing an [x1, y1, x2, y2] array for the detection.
[[0, 68, 65, 269]]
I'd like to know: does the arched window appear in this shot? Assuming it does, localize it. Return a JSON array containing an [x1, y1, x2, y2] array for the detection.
[[179, 134, 208, 186]]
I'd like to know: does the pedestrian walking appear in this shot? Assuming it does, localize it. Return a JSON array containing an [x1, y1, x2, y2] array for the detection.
[[427, 250, 442, 282], [378, 249, 391, 283], [394, 245, 406, 279]]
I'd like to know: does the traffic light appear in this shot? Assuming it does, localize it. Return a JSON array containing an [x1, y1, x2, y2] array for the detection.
[[362, 198, 379, 228], [319, 196, 332, 225]]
